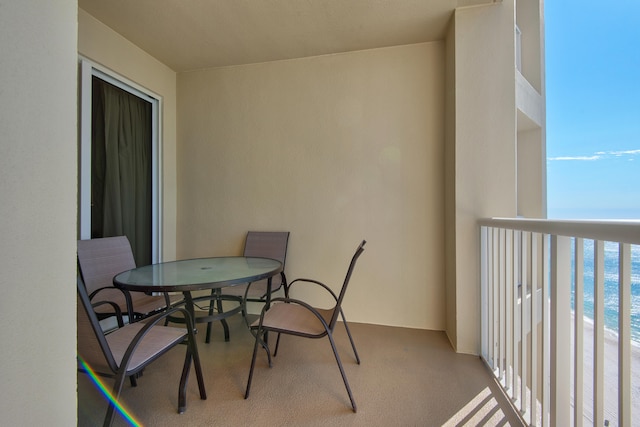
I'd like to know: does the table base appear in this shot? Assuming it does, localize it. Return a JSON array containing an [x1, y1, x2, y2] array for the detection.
[[168, 291, 243, 343]]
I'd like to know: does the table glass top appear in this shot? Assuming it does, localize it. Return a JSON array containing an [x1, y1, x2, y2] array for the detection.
[[113, 256, 282, 292]]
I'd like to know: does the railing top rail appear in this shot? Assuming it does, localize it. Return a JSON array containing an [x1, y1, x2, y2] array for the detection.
[[479, 217, 640, 245]]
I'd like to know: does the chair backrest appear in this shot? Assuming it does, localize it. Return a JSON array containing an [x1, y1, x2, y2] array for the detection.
[[244, 231, 290, 292], [77, 236, 136, 295], [243, 231, 289, 265], [76, 276, 119, 375], [328, 240, 366, 330]]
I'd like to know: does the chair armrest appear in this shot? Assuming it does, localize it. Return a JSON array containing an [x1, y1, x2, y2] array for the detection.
[[287, 278, 339, 303], [91, 300, 125, 328], [89, 286, 135, 322], [258, 296, 332, 331], [118, 306, 197, 371]]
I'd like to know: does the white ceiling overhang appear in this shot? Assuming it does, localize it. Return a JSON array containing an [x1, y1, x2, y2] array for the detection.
[[79, 0, 495, 72]]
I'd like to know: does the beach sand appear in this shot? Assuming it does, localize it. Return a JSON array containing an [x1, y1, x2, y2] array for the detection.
[[573, 315, 640, 426]]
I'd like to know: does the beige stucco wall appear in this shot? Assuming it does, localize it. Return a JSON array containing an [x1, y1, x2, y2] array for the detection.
[[78, 8, 179, 260], [0, 0, 77, 424], [518, 127, 546, 218], [444, 15, 459, 350], [177, 43, 446, 330], [450, 3, 517, 354]]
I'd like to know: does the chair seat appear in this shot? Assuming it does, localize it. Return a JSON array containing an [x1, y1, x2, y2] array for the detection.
[[251, 302, 333, 336], [77, 276, 206, 426], [105, 323, 187, 373]]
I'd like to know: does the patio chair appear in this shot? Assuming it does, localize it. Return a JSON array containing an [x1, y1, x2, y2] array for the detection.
[[244, 240, 365, 412], [199, 231, 289, 343], [224, 231, 290, 301], [77, 277, 206, 427], [77, 236, 181, 322]]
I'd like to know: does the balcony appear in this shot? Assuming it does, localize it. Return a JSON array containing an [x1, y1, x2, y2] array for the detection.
[[77, 217, 640, 426], [480, 218, 640, 426], [78, 314, 527, 426]]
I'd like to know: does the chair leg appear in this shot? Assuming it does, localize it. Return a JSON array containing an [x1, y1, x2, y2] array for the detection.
[[327, 332, 357, 413], [104, 372, 127, 427], [178, 329, 208, 413], [190, 330, 207, 400], [128, 369, 145, 387], [340, 309, 360, 364], [261, 337, 272, 367], [178, 350, 191, 413], [244, 327, 263, 399], [273, 332, 282, 357], [242, 300, 254, 332], [248, 322, 271, 365]]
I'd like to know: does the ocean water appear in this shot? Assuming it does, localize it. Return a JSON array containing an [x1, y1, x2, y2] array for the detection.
[[571, 240, 640, 343]]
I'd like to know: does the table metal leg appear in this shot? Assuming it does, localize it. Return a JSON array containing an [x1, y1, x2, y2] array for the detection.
[[182, 292, 197, 334]]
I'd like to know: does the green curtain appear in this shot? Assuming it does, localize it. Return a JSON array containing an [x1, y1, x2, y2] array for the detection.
[[91, 77, 152, 266]]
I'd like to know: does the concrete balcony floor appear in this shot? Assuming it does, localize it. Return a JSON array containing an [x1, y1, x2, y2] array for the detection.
[[78, 313, 524, 426]]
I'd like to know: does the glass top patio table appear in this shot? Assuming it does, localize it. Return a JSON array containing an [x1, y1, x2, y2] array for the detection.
[[114, 257, 283, 342], [113, 256, 283, 293]]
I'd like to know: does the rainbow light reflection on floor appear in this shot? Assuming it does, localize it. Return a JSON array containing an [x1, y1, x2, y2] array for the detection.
[[78, 356, 141, 427]]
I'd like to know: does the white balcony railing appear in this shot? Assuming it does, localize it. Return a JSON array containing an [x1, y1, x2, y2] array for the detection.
[[479, 218, 640, 427]]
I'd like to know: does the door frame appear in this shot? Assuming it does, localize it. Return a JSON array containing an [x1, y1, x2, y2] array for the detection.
[[78, 57, 162, 263]]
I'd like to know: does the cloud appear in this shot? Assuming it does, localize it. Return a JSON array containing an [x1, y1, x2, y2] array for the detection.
[[548, 149, 640, 161], [548, 155, 601, 161], [609, 149, 640, 156]]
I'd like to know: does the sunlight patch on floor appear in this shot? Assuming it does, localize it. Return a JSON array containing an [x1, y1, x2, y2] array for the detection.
[[441, 387, 511, 427]]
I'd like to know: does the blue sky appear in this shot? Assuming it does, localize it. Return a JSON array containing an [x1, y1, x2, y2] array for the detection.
[[545, 0, 640, 219]]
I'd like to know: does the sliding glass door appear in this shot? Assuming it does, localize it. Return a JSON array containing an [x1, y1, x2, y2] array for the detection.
[[79, 59, 161, 264]]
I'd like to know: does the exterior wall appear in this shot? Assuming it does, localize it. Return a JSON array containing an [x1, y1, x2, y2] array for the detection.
[[0, 5, 546, 425], [450, 2, 518, 353], [177, 43, 447, 330], [78, 9, 179, 260], [516, 0, 543, 93], [0, 0, 78, 424], [516, 0, 547, 219], [518, 127, 545, 217], [444, 17, 458, 348]]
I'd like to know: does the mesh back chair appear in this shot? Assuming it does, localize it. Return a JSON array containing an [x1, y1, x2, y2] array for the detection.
[[223, 231, 289, 301], [77, 236, 181, 322], [77, 277, 206, 427], [203, 231, 290, 343], [245, 240, 365, 412]]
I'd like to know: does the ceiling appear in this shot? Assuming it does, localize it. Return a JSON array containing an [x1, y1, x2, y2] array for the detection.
[[79, 0, 494, 73]]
